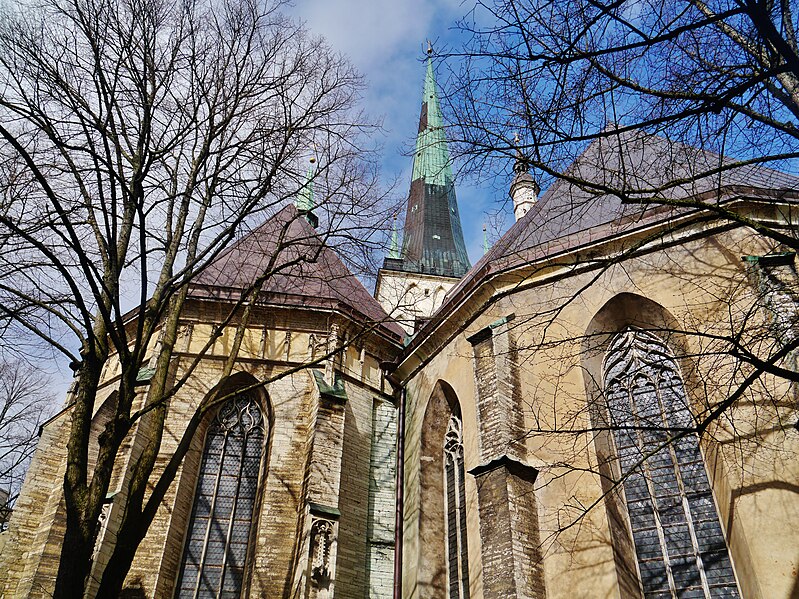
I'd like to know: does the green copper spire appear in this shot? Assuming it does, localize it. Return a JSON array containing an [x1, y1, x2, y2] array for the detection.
[[392, 45, 471, 279], [295, 157, 316, 212], [411, 54, 452, 186], [483, 224, 489, 254]]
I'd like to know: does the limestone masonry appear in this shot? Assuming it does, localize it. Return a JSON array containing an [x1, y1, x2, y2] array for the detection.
[[2, 54, 799, 599]]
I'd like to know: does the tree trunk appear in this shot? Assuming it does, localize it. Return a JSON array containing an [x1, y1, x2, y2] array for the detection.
[[54, 506, 97, 599], [53, 357, 104, 599], [95, 515, 147, 599]]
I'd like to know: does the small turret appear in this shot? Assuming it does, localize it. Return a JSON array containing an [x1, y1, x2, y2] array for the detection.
[[509, 137, 539, 221]]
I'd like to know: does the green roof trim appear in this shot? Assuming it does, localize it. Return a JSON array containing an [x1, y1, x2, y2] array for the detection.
[[135, 366, 155, 384], [742, 252, 795, 266], [309, 502, 341, 519], [489, 313, 515, 329], [466, 313, 516, 345], [411, 56, 453, 187], [311, 369, 347, 403]]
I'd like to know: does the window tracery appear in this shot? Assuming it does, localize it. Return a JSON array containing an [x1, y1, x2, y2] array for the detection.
[[443, 413, 470, 599], [603, 328, 739, 598], [175, 392, 266, 599]]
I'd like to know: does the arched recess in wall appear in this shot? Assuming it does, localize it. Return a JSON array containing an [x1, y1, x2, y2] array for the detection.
[[164, 372, 272, 599], [418, 380, 471, 599], [398, 283, 420, 323], [582, 293, 741, 598]]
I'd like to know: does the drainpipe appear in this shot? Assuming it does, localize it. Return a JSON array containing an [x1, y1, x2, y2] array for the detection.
[[393, 386, 406, 599]]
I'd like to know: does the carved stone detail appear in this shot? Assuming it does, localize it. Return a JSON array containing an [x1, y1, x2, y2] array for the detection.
[[90, 500, 113, 563], [284, 330, 292, 361], [308, 333, 328, 361], [310, 518, 335, 590]]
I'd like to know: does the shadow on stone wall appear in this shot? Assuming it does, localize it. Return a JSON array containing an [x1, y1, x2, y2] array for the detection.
[[120, 576, 146, 598]]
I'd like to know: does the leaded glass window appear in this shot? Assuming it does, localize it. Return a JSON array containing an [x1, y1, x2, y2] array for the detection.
[[444, 413, 470, 599], [603, 328, 739, 598], [176, 393, 266, 599]]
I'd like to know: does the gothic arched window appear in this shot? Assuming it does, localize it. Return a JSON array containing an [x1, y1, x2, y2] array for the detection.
[[444, 412, 470, 599], [603, 328, 739, 598], [175, 392, 266, 599]]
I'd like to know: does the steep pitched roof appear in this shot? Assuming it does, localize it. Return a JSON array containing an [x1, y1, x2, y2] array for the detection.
[[447, 129, 799, 301], [190, 204, 404, 340]]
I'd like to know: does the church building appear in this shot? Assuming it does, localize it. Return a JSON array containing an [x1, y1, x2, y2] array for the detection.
[[1, 47, 799, 599]]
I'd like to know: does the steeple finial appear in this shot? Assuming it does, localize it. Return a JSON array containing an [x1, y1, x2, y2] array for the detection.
[[296, 154, 319, 227], [413, 49, 448, 184], [426, 39, 433, 56], [483, 224, 489, 255]]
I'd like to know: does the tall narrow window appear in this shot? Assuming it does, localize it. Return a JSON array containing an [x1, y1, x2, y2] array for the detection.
[[444, 412, 470, 599], [603, 328, 739, 598], [176, 393, 266, 599]]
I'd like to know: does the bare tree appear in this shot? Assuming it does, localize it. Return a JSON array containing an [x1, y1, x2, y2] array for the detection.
[[446, 0, 799, 223], [0, 0, 393, 596], [429, 0, 799, 589], [0, 359, 55, 512], [441, 0, 799, 443]]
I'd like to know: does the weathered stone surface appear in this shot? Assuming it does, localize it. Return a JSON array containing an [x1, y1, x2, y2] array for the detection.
[[0, 302, 400, 599], [471, 456, 545, 599]]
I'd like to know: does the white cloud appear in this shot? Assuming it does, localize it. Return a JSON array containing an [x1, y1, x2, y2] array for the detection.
[[292, 0, 461, 71], [289, 0, 466, 192]]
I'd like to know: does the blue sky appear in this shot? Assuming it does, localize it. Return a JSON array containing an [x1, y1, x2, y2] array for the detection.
[[291, 0, 510, 265]]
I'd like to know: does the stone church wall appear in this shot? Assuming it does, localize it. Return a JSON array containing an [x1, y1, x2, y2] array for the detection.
[[400, 225, 799, 599], [366, 398, 399, 598], [0, 301, 400, 599]]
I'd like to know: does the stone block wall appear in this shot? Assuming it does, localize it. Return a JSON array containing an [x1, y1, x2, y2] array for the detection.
[[468, 316, 526, 464], [374, 268, 458, 334], [367, 397, 398, 599], [471, 458, 545, 599], [0, 301, 400, 599], [0, 412, 70, 598]]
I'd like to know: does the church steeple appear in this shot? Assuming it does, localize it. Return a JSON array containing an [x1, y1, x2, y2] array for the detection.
[[397, 46, 471, 278], [374, 46, 472, 334]]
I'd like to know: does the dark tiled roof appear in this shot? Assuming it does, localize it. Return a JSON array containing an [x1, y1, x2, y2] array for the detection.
[[448, 129, 799, 301], [190, 204, 404, 340]]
